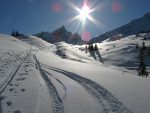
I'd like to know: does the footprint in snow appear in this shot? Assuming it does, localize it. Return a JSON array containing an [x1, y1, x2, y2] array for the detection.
[[19, 73, 28, 76], [9, 88, 15, 92], [9, 83, 13, 86], [14, 110, 21, 113], [15, 84, 19, 87], [16, 78, 26, 81], [0, 96, 5, 101], [14, 91, 18, 94], [21, 88, 26, 92], [6, 101, 12, 106]]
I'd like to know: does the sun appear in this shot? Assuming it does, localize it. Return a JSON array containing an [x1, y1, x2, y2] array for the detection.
[[67, 0, 101, 29], [79, 4, 90, 22]]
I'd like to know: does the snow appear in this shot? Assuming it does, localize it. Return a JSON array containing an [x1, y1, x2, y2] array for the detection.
[[20, 35, 52, 48], [77, 34, 150, 71], [0, 34, 150, 113], [91, 12, 150, 43]]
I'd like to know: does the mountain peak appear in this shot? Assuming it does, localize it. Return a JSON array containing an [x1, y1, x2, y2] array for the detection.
[[54, 25, 66, 33], [35, 26, 83, 44]]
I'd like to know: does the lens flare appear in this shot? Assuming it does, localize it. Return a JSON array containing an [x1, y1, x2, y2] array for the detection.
[[112, 2, 122, 12], [82, 31, 91, 42], [51, 2, 62, 13]]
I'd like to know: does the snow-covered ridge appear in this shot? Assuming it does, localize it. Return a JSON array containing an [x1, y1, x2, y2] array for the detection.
[[80, 33, 150, 71], [20, 35, 53, 48], [91, 12, 150, 43], [54, 42, 96, 63], [0, 34, 30, 51]]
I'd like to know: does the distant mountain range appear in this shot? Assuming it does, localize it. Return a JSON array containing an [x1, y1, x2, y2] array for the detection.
[[35, 26, 83, 44], [90, 12, 150, 43], [35, 12, 150, 44]]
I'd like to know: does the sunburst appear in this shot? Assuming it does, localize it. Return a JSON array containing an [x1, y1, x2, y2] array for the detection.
[[70, 0, 100, 27], [64, 0, 102, 34], [78, 4, 91, 22]]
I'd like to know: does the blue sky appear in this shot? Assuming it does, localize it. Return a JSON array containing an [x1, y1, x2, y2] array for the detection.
[[0, 0, 150, 37]]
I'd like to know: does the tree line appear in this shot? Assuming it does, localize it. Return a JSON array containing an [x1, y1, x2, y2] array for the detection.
[[86, 43, 98, 53], [11, 30, 24, 37]]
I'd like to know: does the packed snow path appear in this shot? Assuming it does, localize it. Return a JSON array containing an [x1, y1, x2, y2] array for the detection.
[[39, 63, 133, 113], [0, 50, 28, 95], [0, 50, 30, 113], [33, 53, 133, 113], [0, 47, 133, 113], [34, 55, 64, 113], [1, 33, 150, 113]]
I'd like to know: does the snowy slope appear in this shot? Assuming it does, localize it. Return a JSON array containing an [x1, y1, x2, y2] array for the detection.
[[54, 42, 96, 63], [99, 34, 150, 70], [0, 34, 150, 113], [20, 35, 54, 51], [91, 12, 150, 43], [36, 43, 150, 113], [0, 34, 29, 51], [77, 33, 150, 72], [0, 34, 53, 113]]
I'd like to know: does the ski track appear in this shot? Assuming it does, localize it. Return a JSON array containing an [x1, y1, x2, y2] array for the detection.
[[42, 64, 108, 113], [0, 50, 24, 61], [43, 70, 67, 102], [0, 52, 28, 94], [0, 51, 29, 113], [40, 63, 133, 113], [0, 50, 133, 113], [33, 55, 64, 113]]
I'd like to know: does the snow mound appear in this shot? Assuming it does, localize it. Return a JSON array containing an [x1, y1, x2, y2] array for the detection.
[[0, 34, 29, 51], [21, 35, 53, 49], [54, 42, 96, 63]]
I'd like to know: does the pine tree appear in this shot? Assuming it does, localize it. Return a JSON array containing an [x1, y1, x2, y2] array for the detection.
[[91, 44, 94, 51], [11, 30, 15, 36], [94, 44, 98, 50], [135, 44, 138, 49], [88, 44, 90, 51], [137, 43, 148, 77], [15, 31, 20, 37], [138, 60, 145, 76], [148, 47, 150, 56], [88, 44, 94, 52], [142, 41, 146, 51]]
